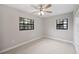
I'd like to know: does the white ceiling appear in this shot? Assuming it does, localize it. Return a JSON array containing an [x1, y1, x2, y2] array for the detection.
[[5, 4, 78, 17]]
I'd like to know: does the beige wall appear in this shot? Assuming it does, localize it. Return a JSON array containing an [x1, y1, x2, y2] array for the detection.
[[43, 12, 73, 42], [73, 7, 79, 53], [0, 5, 43, 51], [0, 6, 3, 50]]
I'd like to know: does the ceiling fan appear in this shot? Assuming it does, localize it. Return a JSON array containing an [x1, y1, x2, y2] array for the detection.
[[31, 4, 52, 16]]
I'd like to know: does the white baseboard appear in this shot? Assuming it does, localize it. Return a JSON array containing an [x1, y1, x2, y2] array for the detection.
[[0, 36, 43, 53], [73, 43, 77, 54], [45, 35, 73, 44], [0, 35, 74, 53], [73, 43, 79, 54]]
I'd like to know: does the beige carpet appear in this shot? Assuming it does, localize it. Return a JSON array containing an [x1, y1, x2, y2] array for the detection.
[[3, 39, 76, 54]]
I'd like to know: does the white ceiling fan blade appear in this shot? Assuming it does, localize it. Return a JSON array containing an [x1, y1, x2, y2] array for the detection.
[[32, 10, 39, 13], [45, 11, 52, 13], [44, 4, 52, 9]]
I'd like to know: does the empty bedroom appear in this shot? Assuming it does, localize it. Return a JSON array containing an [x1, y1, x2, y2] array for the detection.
[[0, 4, 79, 54]]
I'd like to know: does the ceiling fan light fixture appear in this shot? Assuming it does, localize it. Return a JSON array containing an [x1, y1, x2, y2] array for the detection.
[[38, 11, 44, 16]]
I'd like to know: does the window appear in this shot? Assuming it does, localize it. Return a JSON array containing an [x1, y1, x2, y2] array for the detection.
[[56, 18, 68, 30], [19, 17, 34, 30]]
